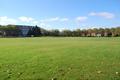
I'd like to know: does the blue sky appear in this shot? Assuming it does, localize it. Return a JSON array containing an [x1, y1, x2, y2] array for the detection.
[[0, 0, 120, 30]]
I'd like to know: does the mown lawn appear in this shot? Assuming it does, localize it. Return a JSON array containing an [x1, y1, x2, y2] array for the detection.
[[0, 37, 120, 80]]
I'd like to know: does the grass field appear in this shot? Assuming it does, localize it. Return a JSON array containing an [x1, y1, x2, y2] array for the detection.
[[0, 37, 120, 80]]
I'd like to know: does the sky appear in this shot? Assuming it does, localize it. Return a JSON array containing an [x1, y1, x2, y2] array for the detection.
[[0, 0, 120, 30]]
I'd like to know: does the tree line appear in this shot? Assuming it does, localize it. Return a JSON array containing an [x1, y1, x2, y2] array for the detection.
[[0, 25, 120, 37], [34, 26, 120, 37], [0, 25, 21, 37]]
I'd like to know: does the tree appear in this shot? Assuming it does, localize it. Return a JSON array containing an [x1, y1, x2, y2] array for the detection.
[[61, 30, 72, 37], [98, 28, 105, 37], [115, 27, 120, 36], [49, 29, 60, 36], [2, 25, 21, 37], [27, 28, 33, 37], [111, 28, 116, 37], [104, 28, 112, 37], [81, 29, 87, 37], [72, 29, 81, 37], [27, 25, 41, 37], [87, 29, 93, 37]]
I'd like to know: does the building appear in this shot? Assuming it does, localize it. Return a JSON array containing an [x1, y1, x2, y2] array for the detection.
[[16, 25, 33, 36], [91, 33, 96, 37]]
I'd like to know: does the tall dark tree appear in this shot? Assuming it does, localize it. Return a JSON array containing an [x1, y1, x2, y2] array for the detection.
[[27, 25, 41, 37]]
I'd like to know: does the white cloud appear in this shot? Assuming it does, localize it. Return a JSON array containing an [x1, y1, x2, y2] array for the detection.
[[38, 23, 52, 29], [19, 16, 34, 22], [0, 16, 17, 25], [49, 17, 59, 22], [32, 21, 38, 24], [60, 18, 69, 22], [89, 12, 115, 19], [0, 16, 69, 28], [40, 17, 69, 22], [76, 16, 88, 22], [39, 23, 46, 27], [40, 17, 59, 22]]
